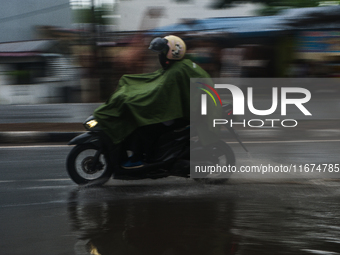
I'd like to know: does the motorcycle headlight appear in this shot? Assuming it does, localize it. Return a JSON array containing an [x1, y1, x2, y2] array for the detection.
[[85, 119, 98, 129]]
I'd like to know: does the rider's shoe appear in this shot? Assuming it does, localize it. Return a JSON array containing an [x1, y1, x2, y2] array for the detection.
[[121, 159, 144, 169]]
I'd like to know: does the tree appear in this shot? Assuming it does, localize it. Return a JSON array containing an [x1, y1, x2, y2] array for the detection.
[[73, 7, 113, 25]]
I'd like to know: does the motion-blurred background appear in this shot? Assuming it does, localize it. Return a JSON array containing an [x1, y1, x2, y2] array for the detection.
[[0, 0, 339, 104]]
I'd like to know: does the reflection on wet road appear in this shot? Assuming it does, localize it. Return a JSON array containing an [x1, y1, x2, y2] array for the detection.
[[0, 143, 340, 255], [68, 182, 340, 255]]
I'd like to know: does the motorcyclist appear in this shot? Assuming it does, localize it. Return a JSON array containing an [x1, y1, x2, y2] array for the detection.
[[94, 35, 212, 169]]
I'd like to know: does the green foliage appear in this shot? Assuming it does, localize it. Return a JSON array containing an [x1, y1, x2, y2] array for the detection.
[[72, 7, 112, 25], [6, 70, 31, 84]]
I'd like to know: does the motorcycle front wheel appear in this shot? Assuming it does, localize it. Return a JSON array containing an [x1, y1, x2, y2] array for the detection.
[[66, 144, 113, 185]]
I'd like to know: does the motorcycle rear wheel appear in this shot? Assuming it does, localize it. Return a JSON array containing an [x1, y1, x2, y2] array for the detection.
[[193, 141, 235, 185], [66, 144, 113, 185]]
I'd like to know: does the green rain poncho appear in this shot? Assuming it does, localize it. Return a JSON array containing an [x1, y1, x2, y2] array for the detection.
[[94, 58, 219, 144]]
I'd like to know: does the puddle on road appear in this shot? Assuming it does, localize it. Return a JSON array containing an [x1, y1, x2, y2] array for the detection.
[[67, 183, 340, 255]]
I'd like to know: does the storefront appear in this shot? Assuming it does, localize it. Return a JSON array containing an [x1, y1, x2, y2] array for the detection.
[[295, 30, 340, 77], [0, 40, 79, 104]]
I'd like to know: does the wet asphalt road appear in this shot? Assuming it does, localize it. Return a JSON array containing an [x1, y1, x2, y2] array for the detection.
[[0, 141, 340, 255]]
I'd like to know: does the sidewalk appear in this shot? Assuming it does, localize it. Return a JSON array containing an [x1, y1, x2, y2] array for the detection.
[[0, 120, 339, 144], [0, 123, 83, 144]]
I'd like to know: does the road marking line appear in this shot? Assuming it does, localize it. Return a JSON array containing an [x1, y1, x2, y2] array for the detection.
[[0, 178, 70, 183], [0, 145, 71, 149], [230, 139, 340, 144], [0, 200, 65, 208]]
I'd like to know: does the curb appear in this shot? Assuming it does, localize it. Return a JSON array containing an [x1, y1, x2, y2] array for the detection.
[[0, 131, 83, 144], [1, 128, 340, 144]]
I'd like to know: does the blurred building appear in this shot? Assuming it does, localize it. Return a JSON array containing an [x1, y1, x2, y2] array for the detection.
[[1, 1, 339, 104], [150, 6, 340, 80], [0, 0, 72, 43], [116, 0, 262, 31], [0, 40, 80, 104]]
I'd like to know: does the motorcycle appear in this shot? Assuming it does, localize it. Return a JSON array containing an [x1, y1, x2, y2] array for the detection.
[[66, 104, 247, 185]]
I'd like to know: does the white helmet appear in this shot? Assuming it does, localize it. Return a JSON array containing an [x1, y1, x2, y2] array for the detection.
[[149, 35, 186, 60]]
